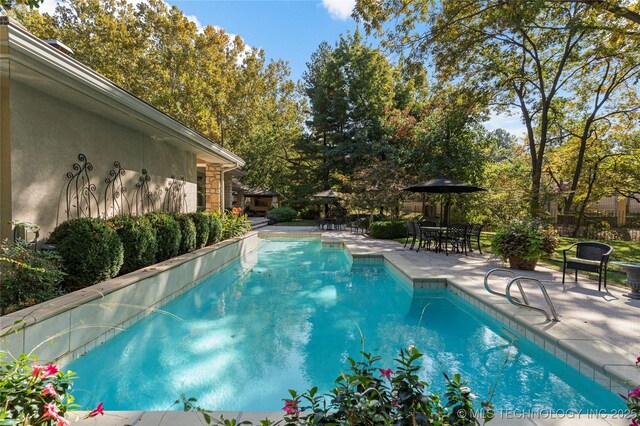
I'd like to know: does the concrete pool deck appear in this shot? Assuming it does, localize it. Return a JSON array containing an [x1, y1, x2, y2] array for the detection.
[[76, 226, 639, 425]]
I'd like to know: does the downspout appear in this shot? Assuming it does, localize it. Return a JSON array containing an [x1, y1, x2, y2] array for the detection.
[[0, 14, 12, 240]]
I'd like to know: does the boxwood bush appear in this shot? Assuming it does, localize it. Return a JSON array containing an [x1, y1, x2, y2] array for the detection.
[[48, 218, 123, 290], [173, 214, 196, 254], [207, 213, 223, 245], [368, 220, 406, 239], [146, 212, 181, 262], [108, 215, 158, 275], [188, 212, 210, 250], [267, 207, 297, 223]]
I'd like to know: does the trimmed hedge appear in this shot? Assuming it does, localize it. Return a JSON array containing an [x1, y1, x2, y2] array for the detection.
[[146, 212, 181, 262], [267, 207, 297, 223], [48, 218, 124, 290], [368, 221, 406, 239], [207, 213, 223, 245], [108, 215, 158, 275], [189, 212, 210, 250], [173, 214, 196, 254]]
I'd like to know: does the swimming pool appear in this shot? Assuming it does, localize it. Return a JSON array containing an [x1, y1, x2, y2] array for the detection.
[[67, 238, 624, 412]]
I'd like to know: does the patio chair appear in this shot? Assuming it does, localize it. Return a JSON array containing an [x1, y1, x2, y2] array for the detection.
[[404, 221, 416, 248], [416, 220, 437, 252], [313, 216, 324, 231], [466, 223, 483, 254], [441, 224, 468, 256], [562, 242, 613, 291]]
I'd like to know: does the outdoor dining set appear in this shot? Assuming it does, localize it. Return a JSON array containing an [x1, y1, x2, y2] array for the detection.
[[404, 220, 484, 256]]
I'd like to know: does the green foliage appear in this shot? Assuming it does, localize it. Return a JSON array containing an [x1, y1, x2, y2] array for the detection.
[[0, 240, 65, 314], [221, 211, 252, 240], [207, 213, 223, 245], [266, 207, 297, 223], [173, 214, 196, 255], [188, 212, 211, 250], [108, 215, 158, 275], [146, 212, 182, 262], [491, 219, 560, 261], [281, 347, 489, 425], [368, 220, 406, 239], [48, 218, 123, 290], [0, 352, 80, 425]]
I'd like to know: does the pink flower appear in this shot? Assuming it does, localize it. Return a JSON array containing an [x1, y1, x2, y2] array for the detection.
[[43, 402, 60, 419], [42, 383, 58, 397], [32, 363, 59, 379], [89, 402, 105, 417], [379, 368, 393, 379], [391, 398, 400, 408], [57, 417, 70, 426], [636, 356, 640, 365], [630, 419, 639, 426], [628, 387, 640, 398], [282, 399, 299, 415]]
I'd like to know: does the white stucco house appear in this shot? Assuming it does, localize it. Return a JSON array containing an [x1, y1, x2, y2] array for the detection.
[[0, 15, 244, 240]]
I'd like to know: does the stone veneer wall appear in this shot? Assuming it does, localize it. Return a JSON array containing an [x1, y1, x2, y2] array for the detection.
[[205, 162, 222, 212], [0, 232, 259, 366]]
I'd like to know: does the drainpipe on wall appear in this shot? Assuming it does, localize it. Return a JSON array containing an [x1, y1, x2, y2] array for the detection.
[[0, 15, 12, 240]]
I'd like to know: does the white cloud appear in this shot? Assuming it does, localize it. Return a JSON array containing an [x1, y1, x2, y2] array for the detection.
[[321, 0, 355, 20], [185, 14, 204, 33], [484, 110, 527, 137]]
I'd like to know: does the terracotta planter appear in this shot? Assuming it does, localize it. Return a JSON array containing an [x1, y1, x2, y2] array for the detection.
[[508, 256, 538, 271]]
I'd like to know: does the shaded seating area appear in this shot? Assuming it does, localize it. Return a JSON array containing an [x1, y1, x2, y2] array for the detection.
[[403, 220, 484, 256], [562, 242, 613, 291]]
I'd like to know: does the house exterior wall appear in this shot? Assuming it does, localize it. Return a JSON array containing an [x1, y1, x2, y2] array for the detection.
[[9, 81, 197, 238]]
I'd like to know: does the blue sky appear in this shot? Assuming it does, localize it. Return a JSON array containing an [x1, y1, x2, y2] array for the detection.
[[39, 0, 525, 135]]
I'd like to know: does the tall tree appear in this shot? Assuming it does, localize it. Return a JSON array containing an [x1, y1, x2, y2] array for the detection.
[[355, 0, 640, 217]]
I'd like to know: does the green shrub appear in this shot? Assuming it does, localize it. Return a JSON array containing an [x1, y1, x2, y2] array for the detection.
[[108, 215, 158, 275], [0, 239, 65, 314], [266, 207, 297, 223], [146, 212, 181, 261], [48, 218, 123, 290], [368, 220, 406, 239], [221, 210, 252, 239], [188, 212, 210, 250], [491, 218, 559, 261], [173, 214, 196, 254], [297, 207, 319, 220], [207, 213, 223, 245]]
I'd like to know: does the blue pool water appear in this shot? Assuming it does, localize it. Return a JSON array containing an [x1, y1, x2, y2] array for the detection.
[[68, 238, 624, 412]]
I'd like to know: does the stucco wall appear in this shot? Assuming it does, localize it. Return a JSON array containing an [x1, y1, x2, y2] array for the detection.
[[9, 81, 197, 237]]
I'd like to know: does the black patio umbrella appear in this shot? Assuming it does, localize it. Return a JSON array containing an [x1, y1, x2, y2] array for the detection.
[[403, 178, 485, 225]]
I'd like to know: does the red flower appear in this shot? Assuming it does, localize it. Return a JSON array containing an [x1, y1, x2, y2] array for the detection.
[[43, 402, 60, 419], [631, 419, 639, 426], [42, 383, 58, 397], [629, 387, 640, 399], [33, 363, 59, 379], [89, 402, 105, 417], [282, 399, 299, 415], [379, 368, 393, 379], [636, 356, 640, 365]]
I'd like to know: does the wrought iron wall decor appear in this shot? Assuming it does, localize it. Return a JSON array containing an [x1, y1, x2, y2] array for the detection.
[[134, 169, 163, 214], [103, 161, 131, 218], [163, 175, 187, 213], [64, 153, 100, 220], [60, 154, 189, 222]]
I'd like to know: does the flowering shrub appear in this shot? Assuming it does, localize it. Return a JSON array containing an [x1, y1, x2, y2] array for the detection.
[[280, 346, 490, 425], [622, 356, 640, 426], [0, 352, 103, 425], [220, 210, 252, 240]]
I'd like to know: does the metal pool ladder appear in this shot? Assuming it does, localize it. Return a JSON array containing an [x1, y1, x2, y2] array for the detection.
[[484, 268, 560, 322]]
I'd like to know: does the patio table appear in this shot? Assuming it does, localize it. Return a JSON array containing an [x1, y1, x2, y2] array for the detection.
[[420, 226, 447, 252]]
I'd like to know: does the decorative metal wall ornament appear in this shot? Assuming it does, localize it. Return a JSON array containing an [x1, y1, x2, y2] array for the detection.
[[163, 175, 187, 213], [64, 153, 100, 220], [103, 161, 131, 218], [134, 169, 163, 214]]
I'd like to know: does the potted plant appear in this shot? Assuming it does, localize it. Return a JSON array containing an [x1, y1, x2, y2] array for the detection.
[[491, 218, 559, 271]]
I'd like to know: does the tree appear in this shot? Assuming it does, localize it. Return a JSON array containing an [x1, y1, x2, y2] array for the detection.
[[355, 0, 640, 217]]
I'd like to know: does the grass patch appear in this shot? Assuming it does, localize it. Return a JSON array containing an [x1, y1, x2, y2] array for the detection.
[[274, 219, 317, 226], [396, 232, 638, 287]]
